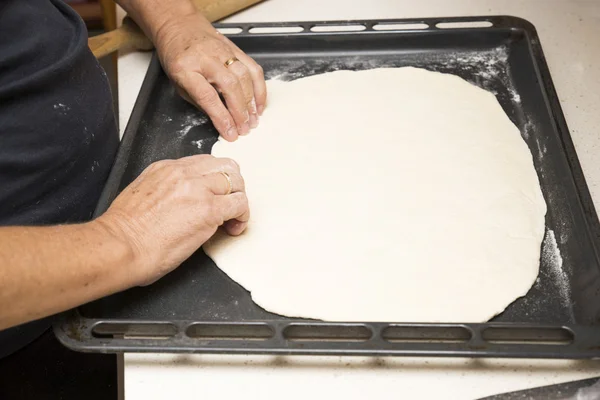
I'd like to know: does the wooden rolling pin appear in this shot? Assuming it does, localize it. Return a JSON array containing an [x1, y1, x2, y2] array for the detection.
[[89, 0, 265, 58]]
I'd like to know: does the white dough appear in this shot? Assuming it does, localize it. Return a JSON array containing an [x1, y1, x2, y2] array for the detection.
[[203, 67, 547, 323]]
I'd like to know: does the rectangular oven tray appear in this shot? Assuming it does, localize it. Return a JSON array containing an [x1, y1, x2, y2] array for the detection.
[[55, 16, 600, 358]]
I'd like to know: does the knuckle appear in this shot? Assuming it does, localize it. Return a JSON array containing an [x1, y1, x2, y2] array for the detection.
[[236, 64, 251, 79], [204, 197, 223, 226], [170, 56, 188, 75], [195, 154, 214, 162], [144, 163, 159, 174], [221, 73, 240, 90], [177, 178, 193, 195], [239, 192, 249, 207], [252, 63, 264, 77], [169, 167, 186, 181], [197, 89, 220, 107], [151, 159, 171, 170], [225, 158, 240, 171]]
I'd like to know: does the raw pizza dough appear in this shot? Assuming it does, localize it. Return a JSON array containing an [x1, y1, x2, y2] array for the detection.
[[203, 67, 547, 323]]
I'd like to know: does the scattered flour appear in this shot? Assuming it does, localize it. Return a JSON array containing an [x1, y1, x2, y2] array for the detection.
[[90, 160, 100, 173], [53, 103, 70, 115], [266, 59, 314, 81], [542, 229, 570, 305], [522, 120, 535, 140], [191, 138, 209, 150], [439, 46, 509, 78], [176, 114, 208, 138], [535, 137, 544, 160], [509, 88, 522, 104], [53, 103, 69, 110]]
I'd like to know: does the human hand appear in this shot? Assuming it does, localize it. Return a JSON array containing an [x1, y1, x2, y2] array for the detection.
[[98, 155, 249, 286], [155, 11, 267, 142]]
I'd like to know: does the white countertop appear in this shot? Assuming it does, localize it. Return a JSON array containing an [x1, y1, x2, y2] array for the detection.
[[117, 1, 600, 399]]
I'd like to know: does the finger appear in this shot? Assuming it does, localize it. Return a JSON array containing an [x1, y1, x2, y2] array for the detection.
[[176, 87, 195, 107], [177, 155, 241, 175], [215, 192, 250, 235], [223, 37, 267, 116], [234, 52, 267, 116], [223, 218, 248, 236], [228, 60, 258, 129], [203, 58, 250, 136], [178, 72, 239, 141], [202, 171, 245, 195]]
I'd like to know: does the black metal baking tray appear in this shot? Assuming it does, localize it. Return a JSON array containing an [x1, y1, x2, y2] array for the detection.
[[54, 16, 600, 358]]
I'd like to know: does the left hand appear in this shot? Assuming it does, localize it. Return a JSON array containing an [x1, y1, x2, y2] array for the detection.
[[154, 11, 267, 142]]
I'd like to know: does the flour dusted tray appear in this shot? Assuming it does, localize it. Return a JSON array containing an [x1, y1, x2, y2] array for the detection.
[[55, 16, 600, 358]]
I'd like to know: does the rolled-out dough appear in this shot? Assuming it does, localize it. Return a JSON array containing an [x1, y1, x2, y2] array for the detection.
[[203, 67, 547, 323]]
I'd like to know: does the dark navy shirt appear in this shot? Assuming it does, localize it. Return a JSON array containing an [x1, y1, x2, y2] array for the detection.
[[0, 0, 119, 357]]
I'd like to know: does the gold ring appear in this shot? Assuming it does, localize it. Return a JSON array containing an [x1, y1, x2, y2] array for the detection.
[[224, 57, 239, 68], [220, 171, 233, 195]]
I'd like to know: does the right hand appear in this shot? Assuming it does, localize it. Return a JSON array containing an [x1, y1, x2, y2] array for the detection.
[[97, 154, 249, 286], [155, 11, 267, 142]]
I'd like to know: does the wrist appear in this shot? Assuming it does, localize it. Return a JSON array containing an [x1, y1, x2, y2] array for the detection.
[[92, 213, 146, 288], [120, 0, 197, 47]]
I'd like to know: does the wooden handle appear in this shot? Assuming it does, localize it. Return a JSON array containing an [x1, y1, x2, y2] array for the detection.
[[88, 17, 151, 59], [190, 0, 264, 21], [89, 0, 265, 58]]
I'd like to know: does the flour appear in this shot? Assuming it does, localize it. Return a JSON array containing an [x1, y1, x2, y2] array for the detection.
[[509, 87, 522, 104], [438, 47, 508, 79], [542, 229, 570, 305], [451, 48, 508, 66], [266, 57, 385, 82], [53, 103, 70, 115], [53, 103, 69, 110], [266, 59, 316, 81], [91, 160, 100, 172], [176, 114, 209, 138], [191, 138, 209, 150], [522, 120, 535, 140]]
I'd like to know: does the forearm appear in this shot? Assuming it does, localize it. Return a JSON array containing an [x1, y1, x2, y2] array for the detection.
[[0, 220, 137, 330], [115, 0, 200, 44]]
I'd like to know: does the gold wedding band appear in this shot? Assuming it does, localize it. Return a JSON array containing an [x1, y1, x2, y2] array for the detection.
[[220, 171, 233, 195], [224, 56, 239, 68]]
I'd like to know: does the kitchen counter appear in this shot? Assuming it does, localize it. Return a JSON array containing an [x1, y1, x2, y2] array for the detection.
[[117, 1, 600, 398]]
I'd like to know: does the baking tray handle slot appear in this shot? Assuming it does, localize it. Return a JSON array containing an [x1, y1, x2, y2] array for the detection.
[[216, 27, 243, 35], [310, 24, 367, 33], [381, 325, 472, 343], [435, 21, 493, 29], [481, 326, 574, 345], [248, 26, 304, 34], [283, 324, 372, 342], [372, 23, 429, 31], [91, 322, 178, 340], [185, 323, 274, 341]]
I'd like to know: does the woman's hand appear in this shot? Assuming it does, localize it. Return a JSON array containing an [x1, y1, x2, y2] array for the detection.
[[154, 11, 267, 142], [98, 154, 249, 286]]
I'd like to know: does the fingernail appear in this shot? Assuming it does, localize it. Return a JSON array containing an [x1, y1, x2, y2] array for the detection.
[[258, 105, 265, 116], [226, 127, 238, 139], [249, 112, 258, 129], [249, 99, 259, 128], [250, 98, 258, 129], [240, 122, 250, 135], [239, 111, 251, 135], [226, 219, 247, 235]]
